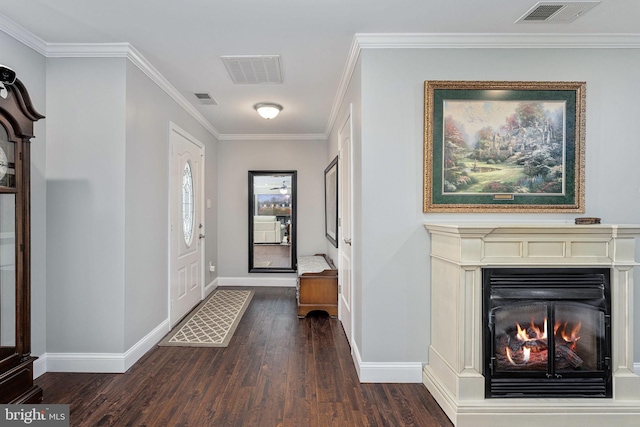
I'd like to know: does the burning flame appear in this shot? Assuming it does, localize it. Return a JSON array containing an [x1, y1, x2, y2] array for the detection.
[[515, 318, 547, 342], [506, 347, 530, 364], [558, 320, 582, 347], [506, 347, 514, 364], [505, 317, 581, 366]]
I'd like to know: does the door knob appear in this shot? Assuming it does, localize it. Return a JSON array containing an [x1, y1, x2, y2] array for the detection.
[[343, 238, 352, 246], [199, 233, 205, 239]]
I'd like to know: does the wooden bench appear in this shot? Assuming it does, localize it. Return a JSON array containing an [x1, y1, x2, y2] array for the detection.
[[296, 254, 338, 318]]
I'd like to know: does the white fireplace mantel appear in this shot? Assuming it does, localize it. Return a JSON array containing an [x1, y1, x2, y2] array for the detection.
[[423, 223, 640, 427]]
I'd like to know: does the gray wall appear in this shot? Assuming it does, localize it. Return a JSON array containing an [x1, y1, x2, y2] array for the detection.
[[217, 139, 328, 278], [46, 57, 127, 352], [123, 61, 218, 349], [347, 47, 640, 364], [0, 31, 47, 357], [45, 56, 219, 353]]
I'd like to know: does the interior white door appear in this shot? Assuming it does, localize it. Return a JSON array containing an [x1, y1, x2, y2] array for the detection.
[[338, 108, 353, 345], [170, 126, 204, 326]]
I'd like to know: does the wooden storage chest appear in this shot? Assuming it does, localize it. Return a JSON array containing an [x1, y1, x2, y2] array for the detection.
[[296, 254, 338, 318]]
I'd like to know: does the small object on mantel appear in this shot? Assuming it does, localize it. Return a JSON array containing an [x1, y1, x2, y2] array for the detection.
[[575, 217, 601, 225]]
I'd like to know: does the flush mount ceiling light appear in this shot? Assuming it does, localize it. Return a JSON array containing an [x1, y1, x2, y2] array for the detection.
[[254, 102, 283, 120]]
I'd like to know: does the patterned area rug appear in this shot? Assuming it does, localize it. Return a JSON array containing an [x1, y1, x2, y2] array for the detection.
[[159, 289, 254, 347]]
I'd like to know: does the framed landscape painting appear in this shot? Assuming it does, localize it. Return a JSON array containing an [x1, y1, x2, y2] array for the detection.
[[423, 80, 585, 213]]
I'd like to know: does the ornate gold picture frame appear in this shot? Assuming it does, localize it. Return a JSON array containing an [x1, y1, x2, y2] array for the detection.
[[424, 80, 585, 213]]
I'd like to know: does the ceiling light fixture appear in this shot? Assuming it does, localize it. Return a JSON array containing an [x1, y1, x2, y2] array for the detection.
[[254, 102, 282, 120]]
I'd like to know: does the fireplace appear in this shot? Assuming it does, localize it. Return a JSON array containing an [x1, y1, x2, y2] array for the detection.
[[423, 224, 640, 427], [483, 267, 611, 398]]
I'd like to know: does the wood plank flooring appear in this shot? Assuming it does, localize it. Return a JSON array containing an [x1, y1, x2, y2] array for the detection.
[[36, 287, 453, 427]]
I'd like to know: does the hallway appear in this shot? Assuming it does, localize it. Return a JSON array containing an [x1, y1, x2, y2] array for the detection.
[[36, 287, 452, 426]]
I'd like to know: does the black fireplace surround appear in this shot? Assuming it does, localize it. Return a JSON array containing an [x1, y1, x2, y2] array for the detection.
[[483, 267, 612, 398]]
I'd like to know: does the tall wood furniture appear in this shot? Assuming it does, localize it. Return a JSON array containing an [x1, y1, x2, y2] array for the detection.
[[296, 254, 338, 318], [0, 79, 44, 403]]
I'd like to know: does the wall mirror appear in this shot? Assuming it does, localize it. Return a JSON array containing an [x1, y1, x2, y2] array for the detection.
[[249, 171, 297, 273]]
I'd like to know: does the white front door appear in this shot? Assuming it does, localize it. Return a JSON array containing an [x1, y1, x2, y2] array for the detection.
[[169, 125, 204, 325], [338, 108, 353, 345]]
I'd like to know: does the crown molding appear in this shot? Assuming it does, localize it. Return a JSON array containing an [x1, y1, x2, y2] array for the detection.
[[0, 13, 221, 139], [124, 45, 220, 139], [45, 42, 221, 139], [0, 13, 48, 55], [323, 32, 640, 138], [218, 133, 326, 141], [5, 16, 640, 142], [45, 42, 131, 57], [354, 33, 640, 49], [0, 13, 322, 141], [324, 35, 362, 139]]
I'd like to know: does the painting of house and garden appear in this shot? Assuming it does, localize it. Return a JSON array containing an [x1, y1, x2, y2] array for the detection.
[[442, 100, 566, 195]]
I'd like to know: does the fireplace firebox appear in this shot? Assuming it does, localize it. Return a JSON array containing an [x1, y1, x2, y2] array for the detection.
[[483, 267, 611, 398]]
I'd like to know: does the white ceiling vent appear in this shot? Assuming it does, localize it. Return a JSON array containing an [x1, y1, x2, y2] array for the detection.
[[194, 92, 218, 105], [221, 55, 283, 84], [516, 1, 600, 23]]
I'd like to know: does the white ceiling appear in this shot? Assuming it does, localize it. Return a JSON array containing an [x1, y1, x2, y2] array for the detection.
[[0, 1, 638, 139]]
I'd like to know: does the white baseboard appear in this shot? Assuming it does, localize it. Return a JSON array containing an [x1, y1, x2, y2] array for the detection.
[[41, 352, 129, 374], [352, 342, 423, 383], [353, 355, 640, 383], [33, 318, 171, 376], [33, 355, 47, 379], [32, 294, 640, 380], [351, 341, 363, 379], [123, 318, 171, 371], [218, 276, 297, 287], [355, 359, 640, 383], [31, 276, 288, 377], [373, 362, 640, 383], [204, 277, 219, 296]]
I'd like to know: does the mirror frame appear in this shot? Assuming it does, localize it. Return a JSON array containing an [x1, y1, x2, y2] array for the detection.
[[248, 170, 297, 273]]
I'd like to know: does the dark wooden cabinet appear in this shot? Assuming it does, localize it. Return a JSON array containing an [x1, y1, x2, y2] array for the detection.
[[0, 78, 44, 403]]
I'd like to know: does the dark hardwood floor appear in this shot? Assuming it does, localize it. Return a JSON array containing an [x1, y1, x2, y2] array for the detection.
[[36, 287, 453, 427]]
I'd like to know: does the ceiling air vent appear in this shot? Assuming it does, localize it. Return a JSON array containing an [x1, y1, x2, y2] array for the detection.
[[194, 92, 218, 105], [516, 1, 600, 23], [221, 55, 283, 84]]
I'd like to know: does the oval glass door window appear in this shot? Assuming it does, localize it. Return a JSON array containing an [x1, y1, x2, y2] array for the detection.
[[182, 161, 194, 245]]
